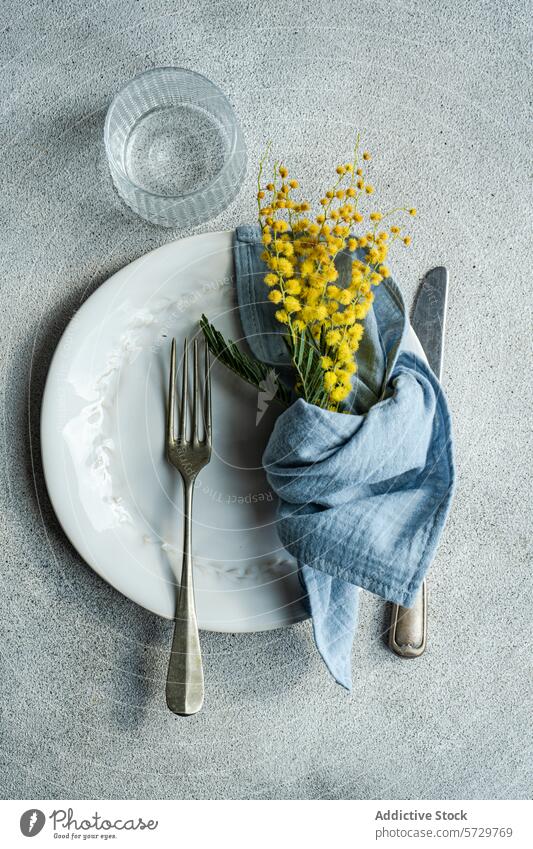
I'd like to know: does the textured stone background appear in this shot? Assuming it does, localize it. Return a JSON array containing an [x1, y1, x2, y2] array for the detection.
[[1, 0, 530, 799]]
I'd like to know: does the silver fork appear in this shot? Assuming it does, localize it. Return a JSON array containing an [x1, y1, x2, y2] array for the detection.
[[165, 337, 212, 716]]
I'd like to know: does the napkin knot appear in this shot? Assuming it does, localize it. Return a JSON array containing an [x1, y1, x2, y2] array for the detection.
[[233, 226, 455, 689]]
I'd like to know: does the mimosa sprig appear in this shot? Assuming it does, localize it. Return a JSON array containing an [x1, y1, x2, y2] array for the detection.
[[201, 140, 416, 411]]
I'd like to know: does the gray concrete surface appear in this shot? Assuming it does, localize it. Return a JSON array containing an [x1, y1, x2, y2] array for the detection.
[[1, 0, 531, 800]]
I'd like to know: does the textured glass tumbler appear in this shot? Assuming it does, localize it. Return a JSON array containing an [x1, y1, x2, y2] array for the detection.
[[104, 67, 247, 228]]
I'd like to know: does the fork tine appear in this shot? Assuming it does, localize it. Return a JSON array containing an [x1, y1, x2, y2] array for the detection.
[[179, 338, 188, 442], [167, 338, 176, 447], [204, 344, 212, 446], [192, 339, 199, 442]]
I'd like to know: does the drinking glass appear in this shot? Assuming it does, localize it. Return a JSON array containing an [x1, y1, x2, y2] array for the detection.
[[104, 67, 247, 227]]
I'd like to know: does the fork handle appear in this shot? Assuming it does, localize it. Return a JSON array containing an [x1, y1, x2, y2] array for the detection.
[[166, 482, 204, 715]]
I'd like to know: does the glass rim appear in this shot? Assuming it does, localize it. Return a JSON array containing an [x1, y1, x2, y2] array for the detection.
[[104, 66, 243, 202]]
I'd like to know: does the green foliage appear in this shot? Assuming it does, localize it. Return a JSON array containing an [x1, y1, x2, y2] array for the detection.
[[199, 315, 291, 406], [200, 315, 330, 410], [285, 326, 329, 408]]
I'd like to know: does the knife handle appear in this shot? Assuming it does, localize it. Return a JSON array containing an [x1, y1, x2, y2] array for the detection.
[[388, 581, 427, 657]]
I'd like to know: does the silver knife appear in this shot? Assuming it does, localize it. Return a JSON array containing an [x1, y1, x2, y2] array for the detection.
[[388, 266, 449, 657]]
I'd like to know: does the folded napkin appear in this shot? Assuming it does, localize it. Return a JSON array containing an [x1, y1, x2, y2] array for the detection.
[[233, 225, 455, 689]]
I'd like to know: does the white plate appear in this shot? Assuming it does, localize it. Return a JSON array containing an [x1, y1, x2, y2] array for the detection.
[[41, 230, 310, 631], [41, 230, 424, 632]]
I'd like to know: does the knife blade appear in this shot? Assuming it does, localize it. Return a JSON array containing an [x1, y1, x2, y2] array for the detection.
[[411, 266, 448, 381], [388, 266, 449, 657]]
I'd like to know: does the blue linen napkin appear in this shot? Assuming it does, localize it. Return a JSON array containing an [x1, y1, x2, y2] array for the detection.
[[233, 225, 455, 689]]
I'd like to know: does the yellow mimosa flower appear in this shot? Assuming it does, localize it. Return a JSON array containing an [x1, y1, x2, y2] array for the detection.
[[284, 296, 301, 314], [251, 149, 417, 407], [331, 386, 349, 403], [326, 329, 342, 346], [285, 279, 302, 295]]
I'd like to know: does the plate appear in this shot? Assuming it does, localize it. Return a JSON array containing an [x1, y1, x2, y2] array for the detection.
[[41, 230, 425, 632], [41, 230, 310, 631]]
